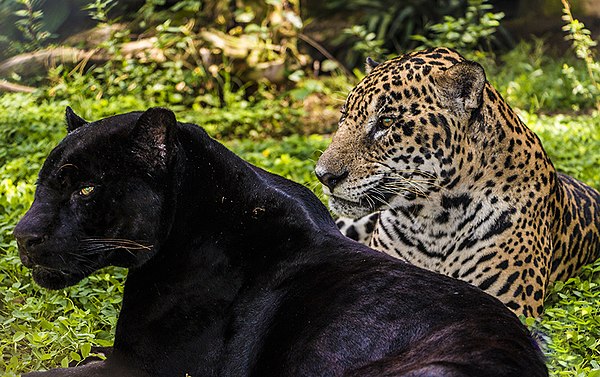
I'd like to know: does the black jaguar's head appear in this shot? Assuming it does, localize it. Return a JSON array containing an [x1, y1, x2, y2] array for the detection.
[[13, 107, 179, 289]]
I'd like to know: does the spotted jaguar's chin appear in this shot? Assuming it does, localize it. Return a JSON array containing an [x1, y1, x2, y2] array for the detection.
[[31, 265, 86, 290], [328, 195, 377, 218]]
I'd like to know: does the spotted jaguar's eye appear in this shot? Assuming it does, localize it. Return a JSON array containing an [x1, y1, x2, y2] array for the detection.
[[378, 116, 395, 128], [79, 186, 95, 196]]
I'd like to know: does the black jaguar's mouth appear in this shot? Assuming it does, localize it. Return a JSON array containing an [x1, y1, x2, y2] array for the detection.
[[31, 265, 83, 290]]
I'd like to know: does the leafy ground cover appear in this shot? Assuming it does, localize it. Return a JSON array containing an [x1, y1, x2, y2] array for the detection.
[[1, 55, 600, 375]]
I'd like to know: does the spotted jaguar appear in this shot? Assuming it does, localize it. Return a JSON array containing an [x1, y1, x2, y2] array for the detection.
[[315, 47, 600, 317]]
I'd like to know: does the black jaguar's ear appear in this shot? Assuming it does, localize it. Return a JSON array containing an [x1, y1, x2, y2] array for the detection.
[[65, 106, 87, 132], [365, 57, 380, 74], [437, 61, 486, 113], [131, 107, 177, 169]]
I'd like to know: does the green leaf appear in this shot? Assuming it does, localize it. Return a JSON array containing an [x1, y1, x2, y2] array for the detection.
[[69, 351, 81, 362], [81, 343, 92, 358]]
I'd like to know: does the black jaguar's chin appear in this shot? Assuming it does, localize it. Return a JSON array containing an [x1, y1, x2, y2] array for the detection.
[[31, 266, 84, 290]]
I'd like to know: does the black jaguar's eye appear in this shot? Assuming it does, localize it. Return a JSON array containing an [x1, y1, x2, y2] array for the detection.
[[79, 186, 95, 197], [377, 116, 395, 128]]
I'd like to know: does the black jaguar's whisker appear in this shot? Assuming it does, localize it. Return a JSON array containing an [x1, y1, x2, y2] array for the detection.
[[82, 237, 150, 245], [121, 248, 137, 257], [67, 254, 96, 272], [79, 244, 116, 252], [81, 238, 153, 251], [80, 244, 151, 254]]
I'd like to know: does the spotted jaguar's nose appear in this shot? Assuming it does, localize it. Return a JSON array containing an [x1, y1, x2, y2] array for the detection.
[[315, 169, 349, 192]]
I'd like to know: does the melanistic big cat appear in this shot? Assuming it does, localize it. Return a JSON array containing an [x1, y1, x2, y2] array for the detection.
[[14, 107, 547, 376]]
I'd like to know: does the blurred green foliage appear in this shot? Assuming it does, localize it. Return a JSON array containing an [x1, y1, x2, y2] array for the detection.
[[486, 40, 599, 113], [411, 0, 504, 50]]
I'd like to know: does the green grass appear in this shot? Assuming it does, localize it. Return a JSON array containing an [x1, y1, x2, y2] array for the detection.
[[1, 92, 599, 375], [483, 41, 599, 113]]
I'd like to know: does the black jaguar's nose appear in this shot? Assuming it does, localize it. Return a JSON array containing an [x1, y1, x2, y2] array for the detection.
[[13, 225, 46, 254], [316, 170, 349, 192], [13, 229, 46, 268], [21, 234, 46, 250]]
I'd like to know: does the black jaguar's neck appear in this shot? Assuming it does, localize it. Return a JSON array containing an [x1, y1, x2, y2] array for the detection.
[[166, 123, 338, 266], [115, 123, 340, 372]]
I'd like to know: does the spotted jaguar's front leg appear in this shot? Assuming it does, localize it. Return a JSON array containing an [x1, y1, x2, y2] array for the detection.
[[336, 212, 380, 245]]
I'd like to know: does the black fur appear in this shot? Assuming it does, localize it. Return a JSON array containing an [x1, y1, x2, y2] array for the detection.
[[14, 108, 548, 376]]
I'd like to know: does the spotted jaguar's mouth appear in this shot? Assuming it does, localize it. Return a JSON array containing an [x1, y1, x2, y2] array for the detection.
[[329, 177, 421, 218], [328, 192, 382, 218]]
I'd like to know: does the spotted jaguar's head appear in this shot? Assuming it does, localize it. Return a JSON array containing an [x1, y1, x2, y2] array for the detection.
[[316, 48, 487, 218]]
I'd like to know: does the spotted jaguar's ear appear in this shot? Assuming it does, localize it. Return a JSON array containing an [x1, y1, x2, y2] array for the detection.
[[65, 106, 87, 133], [365, 57, 380, 74], [437, 61, 486, 113], [131, 107, 178, 169]]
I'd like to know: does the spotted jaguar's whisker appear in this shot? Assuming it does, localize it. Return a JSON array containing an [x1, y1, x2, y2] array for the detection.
[[385, 176, 434, 198], [370, 191, 394, 211], [381, 182, 429, 200], [386, 169, 438, 180], [368, 188, 396, 211]]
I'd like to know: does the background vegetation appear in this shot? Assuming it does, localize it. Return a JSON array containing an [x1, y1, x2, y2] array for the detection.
[[0, 0, 599, 375]]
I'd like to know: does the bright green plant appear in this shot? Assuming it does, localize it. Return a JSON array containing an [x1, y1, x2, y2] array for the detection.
[[487, 40, 598, 113], [560, 0, 600, 111], [83, 0, 117, 23], [325, 0, 466, 67], [411, 0, 504, 50], [537, 261, 600, 376], [3, 0, 53, 56]]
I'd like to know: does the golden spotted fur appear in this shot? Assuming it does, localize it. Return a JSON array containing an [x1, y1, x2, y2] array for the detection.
[[316, 48, 600, 317]]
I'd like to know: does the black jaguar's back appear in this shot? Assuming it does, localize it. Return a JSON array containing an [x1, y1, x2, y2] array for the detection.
[[14, 107, 547, 376]]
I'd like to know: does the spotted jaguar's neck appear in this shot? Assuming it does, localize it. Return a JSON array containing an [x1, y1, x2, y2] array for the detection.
[[440, 84, 557, 205], [380, 187, 511, 254]]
